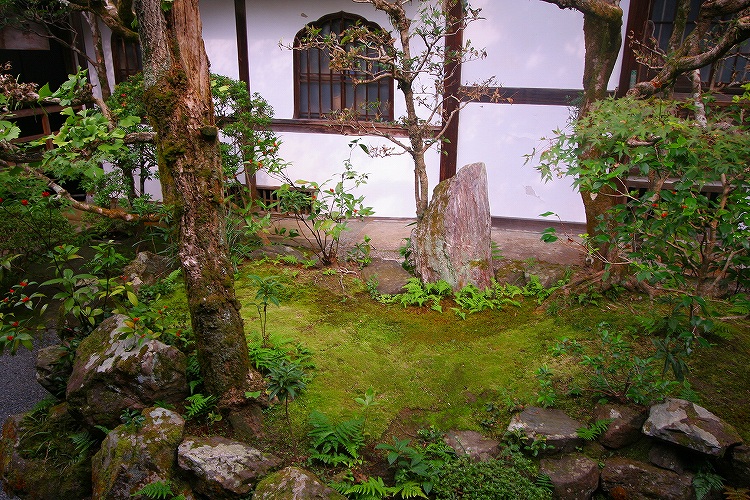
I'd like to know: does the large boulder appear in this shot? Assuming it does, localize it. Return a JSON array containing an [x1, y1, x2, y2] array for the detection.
[[443, 430, 500, 462], [0, 409, 92, 499], [254, 467, 346, 500], [642, 398, 743, 457], [66, 314, 189, 428], [92, 407, 193, 500], [600, 457, 694, 500], [539, 454, 599, 500], [410, 162, 493, 291], [178, 436, 281, 498], [507, 407, 585, 454], [595, 404, 647, 449], [122, 251, 176, 293]]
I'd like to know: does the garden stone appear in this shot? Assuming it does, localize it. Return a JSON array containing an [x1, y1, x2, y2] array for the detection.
[[66, 314, 189, 428], [92, 408, 193, 500], [648, 443, 689, 473], [360, 257, 412, 295], [178, 435, 280, 498], [35, 344, 72, 399], [507, 406, 585, 454], [443, 430, 500, 462], [595, 403, 647, 449], [122, 251, 176, 292], [410, 162, 493, 291], [717, 444, 750, 488], [0, 411, 92, 499], [253, 467, 346, 500], [539, 454, 599, 500], [643, 398, 742, 457], [600, 457, 693, 500]]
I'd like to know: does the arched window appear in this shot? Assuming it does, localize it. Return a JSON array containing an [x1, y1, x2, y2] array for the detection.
[[293, 12, 394, 121], [111, 34, 142, 84]]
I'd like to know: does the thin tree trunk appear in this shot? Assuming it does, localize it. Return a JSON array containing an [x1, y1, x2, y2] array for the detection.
[[82, 12, 112, 101], [134, 0, 251, 401]]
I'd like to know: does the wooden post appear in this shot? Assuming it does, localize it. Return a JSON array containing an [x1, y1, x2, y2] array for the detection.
[[439, 0, 464, 181]]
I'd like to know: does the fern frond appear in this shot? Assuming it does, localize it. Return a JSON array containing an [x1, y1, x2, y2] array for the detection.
[[394, 481, 428, 498], [132, 480, 174, 500]]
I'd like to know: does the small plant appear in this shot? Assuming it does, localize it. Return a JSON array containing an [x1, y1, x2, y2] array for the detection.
[[354, 387, 378, 434], [376, 436, 456, 496], [692, 465, 724, 500], [274, 140, 374, 265], [347, 235, 373, 268], [184, 393, 218, 421], [120, 408, 145, 432], [131, 480, 186, 500], [551, 323, 683, 405], [534, 365, 556, 408], [247, 274, 284, 347], [266, 358, 307, 423], [307, 410, 365, 468], [576, 419, 612, 441]]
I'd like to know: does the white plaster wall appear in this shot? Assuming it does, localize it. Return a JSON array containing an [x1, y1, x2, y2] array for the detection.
[[83, 0, 634, 222], [455, 0, 631, 222]]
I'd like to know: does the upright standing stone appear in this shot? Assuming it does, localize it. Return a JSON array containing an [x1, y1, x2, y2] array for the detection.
[[410, 162, 492, 291]]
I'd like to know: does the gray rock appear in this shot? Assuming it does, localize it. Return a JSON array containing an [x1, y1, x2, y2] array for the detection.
[[254, 467, 346, 499], [648, 443, 689, 473], [35, 344, 72, 398], [539, 454, 599, 500], [92, 408, 193, 500], [122, 251, 176, 292], [360, 257, 412, 295], [600, 457, 694, 500], [643, 398, 742, 457], [507, 406, 585, 454], [717, 444, 750, 488], [178, 436, 280, 498], [249, 245, 309, 263], [410, 162, 493, 291], [66, 314, 189, 428], [595, 404, 647, 449], [444, 430, 500, 462]]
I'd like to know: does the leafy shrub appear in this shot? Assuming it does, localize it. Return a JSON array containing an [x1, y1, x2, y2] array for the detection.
[[551, 323, 681, 405], [376, 437, 456, 496], [431, 454, 552, 500]]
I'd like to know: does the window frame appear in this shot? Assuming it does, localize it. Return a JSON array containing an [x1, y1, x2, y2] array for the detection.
[[292, 11, 395, 123], [111, 34, 142, 84], [618, 0, 749, 97]]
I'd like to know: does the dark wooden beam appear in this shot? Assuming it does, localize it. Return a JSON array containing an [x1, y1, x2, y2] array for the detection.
[[460, 86, 609, 106], [234, 0, 250, 92], [439, 0, 464, 182]]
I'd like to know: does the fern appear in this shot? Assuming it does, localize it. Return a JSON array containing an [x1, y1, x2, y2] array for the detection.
[[131, 480, 175, 499], [535, 473, 554, 492], [184, 393, 217, 420], [307, 410, 364, 467], [576, 418, 612, 441], [724, 487, 750, 500], [70, 430, 97, 462], [693, 466, 724, 500]]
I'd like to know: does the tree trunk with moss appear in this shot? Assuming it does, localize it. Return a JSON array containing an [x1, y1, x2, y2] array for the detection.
[[543, 0, 623, 270], [133, 0, 251, 401]]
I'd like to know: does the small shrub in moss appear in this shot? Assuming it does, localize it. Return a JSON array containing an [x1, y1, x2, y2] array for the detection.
[[432, 454, 552, 500]]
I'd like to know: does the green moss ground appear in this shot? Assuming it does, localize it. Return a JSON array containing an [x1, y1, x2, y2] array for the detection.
[[224, 261, 750, 447], [161, 260, 750, 448]]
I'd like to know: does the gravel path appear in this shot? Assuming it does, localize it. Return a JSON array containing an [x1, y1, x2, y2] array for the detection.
[[0, 333, 55, 500]]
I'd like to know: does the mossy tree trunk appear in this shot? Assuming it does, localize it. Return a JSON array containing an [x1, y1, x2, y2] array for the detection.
[[133, 0, 251, 401], [542, 0, 623, 270]]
